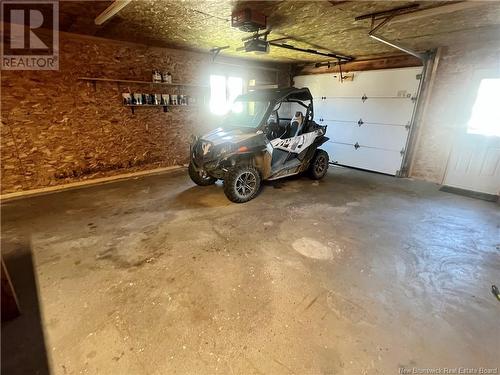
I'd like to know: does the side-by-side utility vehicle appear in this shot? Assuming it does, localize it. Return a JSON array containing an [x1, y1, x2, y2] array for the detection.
[[189, 87, 329, 203]]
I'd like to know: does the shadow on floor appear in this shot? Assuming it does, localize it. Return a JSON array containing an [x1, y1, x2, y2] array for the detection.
[[1, 239, 50, 375]]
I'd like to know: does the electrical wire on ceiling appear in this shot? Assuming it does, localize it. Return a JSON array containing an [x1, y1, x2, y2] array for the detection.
[[270, 32, 352, 61]]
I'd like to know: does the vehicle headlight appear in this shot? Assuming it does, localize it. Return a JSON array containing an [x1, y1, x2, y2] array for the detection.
[[189, 134, 197, 144]]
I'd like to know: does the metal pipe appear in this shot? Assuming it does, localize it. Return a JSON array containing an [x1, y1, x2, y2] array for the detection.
[[369, 34, 426, 61], [95, 0, 131, 25]]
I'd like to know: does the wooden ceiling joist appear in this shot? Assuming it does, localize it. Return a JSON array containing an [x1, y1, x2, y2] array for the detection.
[[294, 54, 422, 76], [389, 2, 486, 24]]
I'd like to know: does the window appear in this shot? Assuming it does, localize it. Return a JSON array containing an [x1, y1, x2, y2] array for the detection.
[[467, 78, 500, 137], [209, 75, 243, 115], [222, 100, 269, 128]]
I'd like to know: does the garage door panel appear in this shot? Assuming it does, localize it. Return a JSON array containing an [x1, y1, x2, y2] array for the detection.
[[326, 69, 421, 97], [318, 98, 415, 125], [295, 68, 422, 98], [312, 100, 326, 118], [323, 121, 409, 151], [295, 74, 323, 97], [324, 141, 404, 175], [322, 121, 356, 145], [295, 67, 422, 176]]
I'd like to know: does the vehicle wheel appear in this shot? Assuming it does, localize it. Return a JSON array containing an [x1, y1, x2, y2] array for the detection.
[[223, 166, 261, 203], [309, 149, 329, 180], [188, 162, 217, 186]]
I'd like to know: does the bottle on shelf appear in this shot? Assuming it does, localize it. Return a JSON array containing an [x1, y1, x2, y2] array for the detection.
[[133, 93, 142, 105], [161, 94, 170, 105], [154, 94, 161, 105], [122, 93, 132, 105]]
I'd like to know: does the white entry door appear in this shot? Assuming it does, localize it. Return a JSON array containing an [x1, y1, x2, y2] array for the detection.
[[443, 75, 500, 196], [294, 67, 422, 175], [444, 134, 500, 195]]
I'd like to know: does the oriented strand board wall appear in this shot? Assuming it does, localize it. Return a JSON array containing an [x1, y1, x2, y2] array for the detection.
[[0, 33, 289, 194], [410, 40, 500, 183]]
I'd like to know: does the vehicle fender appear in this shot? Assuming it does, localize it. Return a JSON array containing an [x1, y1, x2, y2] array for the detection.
[[223, 148, 270, 178]]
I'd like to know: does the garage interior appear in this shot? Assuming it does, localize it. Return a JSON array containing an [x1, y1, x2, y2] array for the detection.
[[1, 1, 499, 374]]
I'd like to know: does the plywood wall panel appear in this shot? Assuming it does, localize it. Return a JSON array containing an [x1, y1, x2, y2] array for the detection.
[[1, 33, 289, 194]]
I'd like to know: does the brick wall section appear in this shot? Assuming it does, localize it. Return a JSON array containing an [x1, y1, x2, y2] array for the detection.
[[410, 40, 500, 183], [0, 33, 290, 194]]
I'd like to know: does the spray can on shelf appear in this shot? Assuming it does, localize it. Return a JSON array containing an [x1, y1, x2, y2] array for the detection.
[[152, 70, 162, 83], [162, 72, 172, 84]]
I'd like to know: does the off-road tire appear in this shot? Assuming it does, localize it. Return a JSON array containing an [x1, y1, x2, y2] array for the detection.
[[308, 149, 329, 180], [188, 162, 217, 186], [223, 166, 261, 203]]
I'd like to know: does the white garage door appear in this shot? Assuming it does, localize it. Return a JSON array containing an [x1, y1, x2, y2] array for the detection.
[[294, 67, 423, 175]]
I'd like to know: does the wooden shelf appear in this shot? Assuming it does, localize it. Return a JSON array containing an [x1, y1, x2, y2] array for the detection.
[[124, 104, 198, 114], [124, 104, 198, 107], [79, 77, 208, 88]]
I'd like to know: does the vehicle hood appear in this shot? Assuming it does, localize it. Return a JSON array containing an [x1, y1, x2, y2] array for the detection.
[[201, 127, 259, 146]]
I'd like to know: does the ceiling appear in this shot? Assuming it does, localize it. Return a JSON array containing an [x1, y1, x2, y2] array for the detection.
[[59, 1, 500, 63]]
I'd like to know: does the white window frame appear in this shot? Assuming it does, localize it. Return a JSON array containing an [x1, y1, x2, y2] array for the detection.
[[209, 74, 244, 115]]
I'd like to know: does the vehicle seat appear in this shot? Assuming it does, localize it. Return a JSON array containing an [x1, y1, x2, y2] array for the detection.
[[266, 119, 279, 140], [287, 112, 303, 138]]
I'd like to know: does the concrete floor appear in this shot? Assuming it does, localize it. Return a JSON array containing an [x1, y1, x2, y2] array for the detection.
[[1, 167, 499, 375]]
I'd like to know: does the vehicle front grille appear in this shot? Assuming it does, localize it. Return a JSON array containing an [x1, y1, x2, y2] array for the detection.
[[193, 140, 214, 163]]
